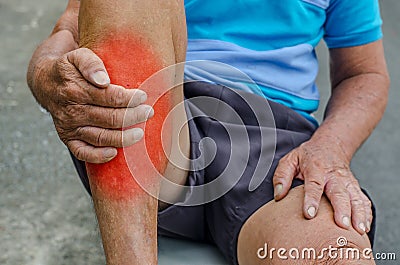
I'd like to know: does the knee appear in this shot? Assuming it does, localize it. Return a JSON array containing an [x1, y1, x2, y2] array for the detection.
[[237, 186, 375, 265]]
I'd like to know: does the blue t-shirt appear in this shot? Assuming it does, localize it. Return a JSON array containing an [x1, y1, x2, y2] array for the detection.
[[183, 0, 383, 124]]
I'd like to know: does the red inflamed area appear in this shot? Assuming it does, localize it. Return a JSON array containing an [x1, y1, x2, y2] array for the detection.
[[85, 32, 172, 201]]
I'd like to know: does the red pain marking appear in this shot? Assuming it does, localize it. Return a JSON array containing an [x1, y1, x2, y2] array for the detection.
[[85, 32, 172, 201]]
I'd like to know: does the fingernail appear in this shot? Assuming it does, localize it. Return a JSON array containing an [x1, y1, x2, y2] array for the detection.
[[140, 93, 148, 103], [104, 148, 117, 158], [307, 206, 316, 218], [91, 71, 110, 86], [367, 221, 371, 231], [274, 184, 283, 198], [342, 216, 350, 227], [146, 107, 155, 119], [359, 222, 366, 233], [133, 128, 144, 140]]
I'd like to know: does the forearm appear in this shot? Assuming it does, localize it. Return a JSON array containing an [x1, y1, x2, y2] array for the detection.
[[313, 73, 389, 160], [27, 0, 80, 106], [311, 41, 390, 161], [52, 0, 80, 42]]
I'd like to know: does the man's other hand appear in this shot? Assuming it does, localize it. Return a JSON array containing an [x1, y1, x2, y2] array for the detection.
[[273, 135, 373, 235]]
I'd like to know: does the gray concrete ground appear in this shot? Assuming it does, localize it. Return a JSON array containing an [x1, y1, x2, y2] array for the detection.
[[0, 0, 398, 264]]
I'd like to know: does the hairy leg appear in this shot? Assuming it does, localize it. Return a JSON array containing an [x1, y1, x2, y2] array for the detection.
[[238, 185, 375, 265], [79, 0, 188, 264]]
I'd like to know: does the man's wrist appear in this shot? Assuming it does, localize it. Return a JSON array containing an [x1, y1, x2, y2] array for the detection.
[[52, 0, 80, 43], [309, 125, 354, 163]]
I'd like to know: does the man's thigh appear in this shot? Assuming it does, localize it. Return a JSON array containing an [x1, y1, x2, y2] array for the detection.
[[237, 185, 374, 265]]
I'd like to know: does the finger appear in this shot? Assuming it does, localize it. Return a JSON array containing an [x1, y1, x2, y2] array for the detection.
[[86, 84, 148, 108], [347, 182, 368, 235], [324, 178, 352, 230], [76, 127, 144, 148], [273, 151, 299, 200], [67, 139, 117, 164], [303, 172, 324, 219], [66, 48, 110, 88], [85, 104, 154, 129], [360, 192, 373, 232]]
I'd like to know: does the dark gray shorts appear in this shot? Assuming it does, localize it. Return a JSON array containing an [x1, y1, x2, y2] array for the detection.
[[71, 81, 376, 265]]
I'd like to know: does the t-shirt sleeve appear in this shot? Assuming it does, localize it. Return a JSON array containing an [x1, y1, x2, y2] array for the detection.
[[323, 0, 383, 48]]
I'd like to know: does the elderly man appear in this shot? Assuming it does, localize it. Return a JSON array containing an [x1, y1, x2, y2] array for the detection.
[[27, 0, 389, 264]]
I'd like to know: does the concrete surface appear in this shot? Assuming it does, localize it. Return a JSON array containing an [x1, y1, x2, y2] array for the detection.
[[0, 0, 398, 264]]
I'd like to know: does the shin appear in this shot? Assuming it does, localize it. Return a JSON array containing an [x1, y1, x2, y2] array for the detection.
[[79, 1, 187, 264]]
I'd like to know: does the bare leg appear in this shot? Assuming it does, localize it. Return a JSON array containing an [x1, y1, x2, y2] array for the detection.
[[238, 185, 375, 264], [79, 1, 188, 264]]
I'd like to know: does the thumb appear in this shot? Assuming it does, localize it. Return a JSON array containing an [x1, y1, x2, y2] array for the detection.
[[66, 48, 110, 88]]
